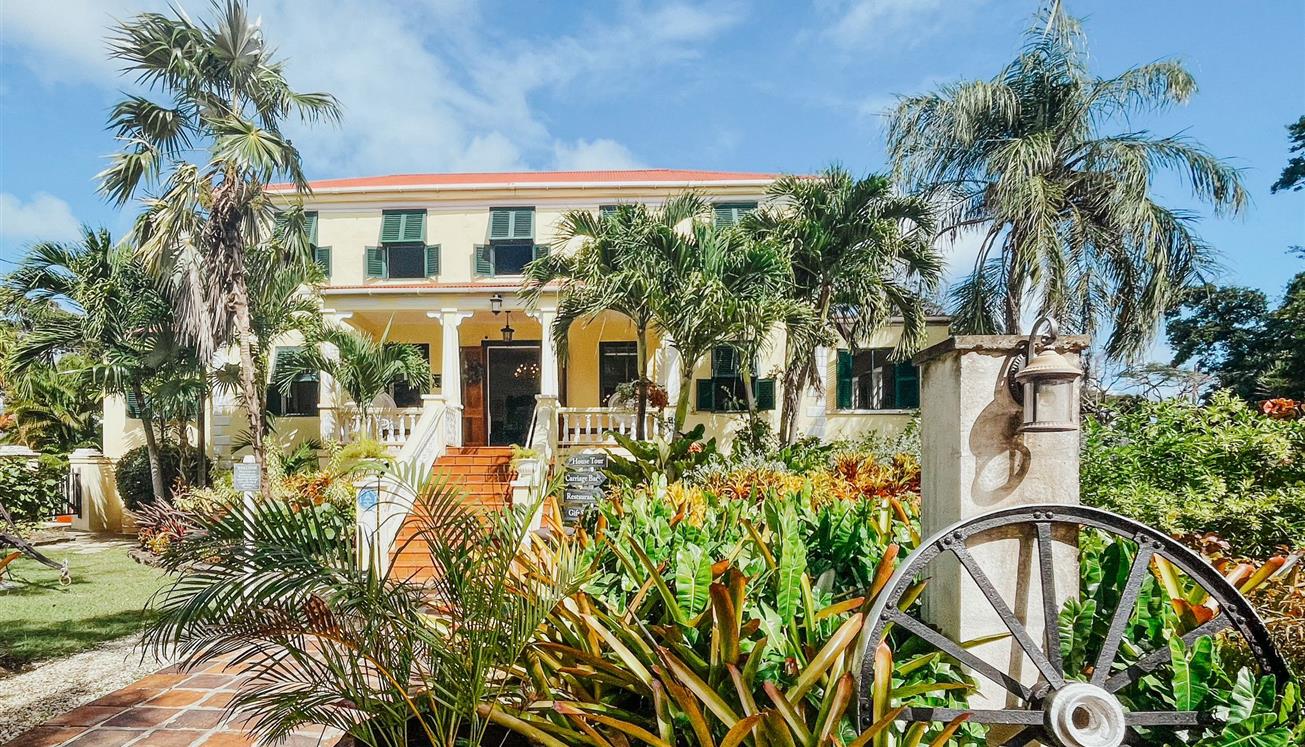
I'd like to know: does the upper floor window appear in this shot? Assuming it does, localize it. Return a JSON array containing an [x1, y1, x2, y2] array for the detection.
[[367, 209, 439, 280], [489, 207, 534, 241], [695, 346, 775, 412], [835, 348, 919, 410], [306, 212, 331, 277], [475, 207, 542, 276], [713, 202, 757, 228]]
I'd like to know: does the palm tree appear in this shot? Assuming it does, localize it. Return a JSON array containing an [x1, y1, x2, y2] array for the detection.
[[886, 2, 1245, 359], [4, 229, 177, 502], [276, 321, 431, 419], [523, 194, 712, 439], [650, 221, 795, 431], [744, 168, 942, 443], [102, 1, 340, 495], [0, 354, 102, 454]]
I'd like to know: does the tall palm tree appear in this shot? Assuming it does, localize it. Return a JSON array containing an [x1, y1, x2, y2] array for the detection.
[[276, 321, 431, 419], [0, 354, 102, 454], [523, 194, 711, 439], [744, 168, 942, 443], [650, 222, 796, 431], [102, 1, 340, 494], [4, 229, 177, 502], [887, 2, 1244, 359]]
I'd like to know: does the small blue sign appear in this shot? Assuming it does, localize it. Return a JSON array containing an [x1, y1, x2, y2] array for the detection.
[[357, 486, 379, 511]]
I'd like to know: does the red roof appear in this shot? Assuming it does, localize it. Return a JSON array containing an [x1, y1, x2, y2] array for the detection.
[[269, 169, 780, 193]]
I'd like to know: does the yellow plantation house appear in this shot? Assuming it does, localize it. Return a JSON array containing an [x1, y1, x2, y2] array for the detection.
[[100, 169, 947, 518]]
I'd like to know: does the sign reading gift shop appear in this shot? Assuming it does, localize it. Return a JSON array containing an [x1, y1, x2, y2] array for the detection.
[[562, 453, 608, 525]]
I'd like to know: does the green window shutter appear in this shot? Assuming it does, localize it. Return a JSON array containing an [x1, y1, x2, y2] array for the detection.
[[894, 361, 920, 409], [489, 209, 512, 240], [474, 245, 493, 275], [713, 202, 757, 228], [306, 211, 319, 245], [380, 212, 404, 243], [366, 246, 387, 278], [424, 245, 441, 277], [754, 379, 776, 411], [599, 204, 618, 217], [511, 208, 534, 239], [711, 346, 739, 377], [695, 379, 715, 412], [125, 390, 142, 419], [836, 350, 854, 410], [532, 244, 550, 262], [314, 246, 332, 277], [400, 211, 425, 243]]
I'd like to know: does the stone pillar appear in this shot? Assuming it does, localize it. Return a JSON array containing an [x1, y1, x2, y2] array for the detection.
[[68, 448, 122, 534], [430, 309, 473, 409], [915, 335, 1088, 709], [528, 307, 559, 397]]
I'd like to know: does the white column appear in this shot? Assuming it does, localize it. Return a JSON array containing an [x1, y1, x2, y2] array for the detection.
[[657, 334, 682, 406], [318, 310, 353, 441], [430, 309, 473, 409], [527, 307, 559, 397]]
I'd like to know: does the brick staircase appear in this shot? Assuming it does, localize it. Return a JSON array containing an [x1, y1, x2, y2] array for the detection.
[[389, 446, 515, 581]]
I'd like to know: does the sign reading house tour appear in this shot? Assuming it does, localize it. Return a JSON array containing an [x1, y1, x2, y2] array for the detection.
[[562, 453, 608, 525]]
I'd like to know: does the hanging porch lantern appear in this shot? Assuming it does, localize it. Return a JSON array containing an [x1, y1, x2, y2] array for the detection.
[[500, 311, 515, 342], [1009, 316, 1083, 433]]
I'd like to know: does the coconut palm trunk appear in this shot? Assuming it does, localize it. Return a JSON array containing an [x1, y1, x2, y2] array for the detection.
[[130, 379, 168, 503]]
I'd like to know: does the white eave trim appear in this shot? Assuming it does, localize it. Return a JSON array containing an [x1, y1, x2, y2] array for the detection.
[[269, 178, 778, 195]]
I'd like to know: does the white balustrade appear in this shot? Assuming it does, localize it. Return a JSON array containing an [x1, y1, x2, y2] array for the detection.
[[338, 407, 424, 448], [556, 407, 661, 446]]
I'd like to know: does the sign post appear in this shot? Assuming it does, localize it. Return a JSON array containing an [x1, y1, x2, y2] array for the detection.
[[232, 455, 261, 563], [562, 453, 608, 525]]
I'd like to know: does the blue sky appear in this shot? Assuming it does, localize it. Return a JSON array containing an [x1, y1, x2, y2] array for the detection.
[[2, 0, 1302, 324]]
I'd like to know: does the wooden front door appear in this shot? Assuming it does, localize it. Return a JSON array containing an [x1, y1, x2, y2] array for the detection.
[[461, 345, 487, 445]]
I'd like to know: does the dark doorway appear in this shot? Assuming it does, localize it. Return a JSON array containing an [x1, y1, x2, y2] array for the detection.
[[485, 344, 541, 446]]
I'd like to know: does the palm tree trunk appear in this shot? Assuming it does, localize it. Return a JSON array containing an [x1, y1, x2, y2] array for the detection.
[[130, 380, 167, 504], [778, 332, 801, 444], [674, 364, 695, 434], [231, 278, 271, 499], [195, 386, 207, 487], [635, 327, 648, 440]]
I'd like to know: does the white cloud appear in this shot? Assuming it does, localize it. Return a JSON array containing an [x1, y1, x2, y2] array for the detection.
[[1, 0, 740, 174], [818, 0, 989, 50], [551, 139, 646, 171], [0, 193, 82, 242]]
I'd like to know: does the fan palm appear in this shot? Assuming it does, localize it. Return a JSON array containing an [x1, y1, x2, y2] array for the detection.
[[523, 194, 712, 438], [145, 465, 582, 746], [275, 320, 431, 418], [887, 2, 1244, 358], [103, 0, 340, 494], [3, 228, 177, 501], [744, 167, 941, 443]]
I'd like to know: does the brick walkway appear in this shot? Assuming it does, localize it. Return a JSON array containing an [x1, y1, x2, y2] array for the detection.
[[5, 662, 345, 747]]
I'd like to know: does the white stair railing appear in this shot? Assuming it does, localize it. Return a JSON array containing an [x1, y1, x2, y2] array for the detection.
[[557, 407, 660, 445], [338, 406, 424, 449]]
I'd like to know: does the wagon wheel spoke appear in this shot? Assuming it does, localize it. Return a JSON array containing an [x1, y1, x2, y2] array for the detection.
[[883, 608, 1033, 701], [951, 542, 1065, 688], [1035, 522, 1063, 676], [1001, 726, 1047, 747], [1104, 615, 1232, 693], [1125, 711, 1208, 727], [901, 708, 1042, 725], [1089, 540, 1155, 686]]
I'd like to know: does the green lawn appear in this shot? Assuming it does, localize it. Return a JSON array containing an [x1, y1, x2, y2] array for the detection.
[[0, 541, 168, 672]]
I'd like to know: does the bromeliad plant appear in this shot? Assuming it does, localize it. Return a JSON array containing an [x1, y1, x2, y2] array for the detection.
[[484, 467, 984, 746]]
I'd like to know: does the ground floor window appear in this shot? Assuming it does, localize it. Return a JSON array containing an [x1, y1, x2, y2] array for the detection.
[[695, 346, 775, 412], [388, 343, 430, 408], [268, 347, 320, 417], [836, 348, 919, 410], [599, 341, 639, 404]]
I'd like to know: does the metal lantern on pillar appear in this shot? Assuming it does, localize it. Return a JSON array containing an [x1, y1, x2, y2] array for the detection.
[[1009, 316, 1082, 432]]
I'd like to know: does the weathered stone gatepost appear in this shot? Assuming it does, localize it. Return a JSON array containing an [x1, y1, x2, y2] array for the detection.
[[914, 334, 1088, 709], [68, 448, 124, 534]]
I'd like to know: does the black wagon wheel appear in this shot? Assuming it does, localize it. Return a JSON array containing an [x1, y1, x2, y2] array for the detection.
[[856, 504, 1287, 747]]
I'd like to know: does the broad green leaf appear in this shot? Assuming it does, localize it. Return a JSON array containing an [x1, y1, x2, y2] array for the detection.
[[776, 504, 808, 621], [1171, 636, 1214, 711], [675, 543, 711, 617]]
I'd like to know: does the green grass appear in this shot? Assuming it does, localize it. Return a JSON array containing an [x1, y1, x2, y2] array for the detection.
[[0, 542, 168, 672]]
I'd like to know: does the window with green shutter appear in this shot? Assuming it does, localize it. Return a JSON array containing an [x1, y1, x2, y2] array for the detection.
[[306, 211, 319, 245], [474, 245, 493, 276], [695, 346, 773, 412], [267, 347, 319, 417], [380, 210, 426, 244], [713, 202, 758, 228], [366, 246, 387, 278], [488, 207, 534, 240], [835, 348, 920, 410], [314, 246, 332, 276], [598, 204, 619, 217], [424, 245, 441, 277]]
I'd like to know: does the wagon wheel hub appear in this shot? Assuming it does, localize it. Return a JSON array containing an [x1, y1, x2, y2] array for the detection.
[[1044, 683, 1126, 747]]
